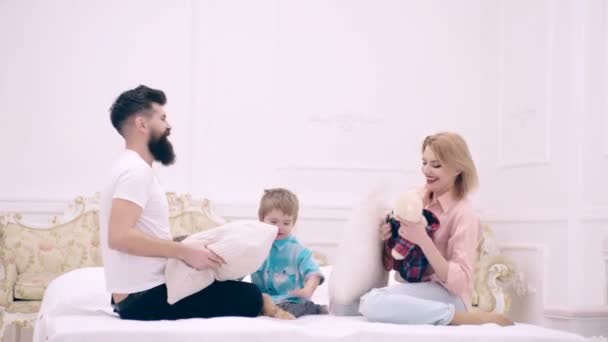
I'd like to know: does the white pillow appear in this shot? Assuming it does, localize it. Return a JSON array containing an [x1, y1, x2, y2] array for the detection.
[[329, 190, 389, 310], [38, 267, 110, 318], [165, 220, 277, 304]]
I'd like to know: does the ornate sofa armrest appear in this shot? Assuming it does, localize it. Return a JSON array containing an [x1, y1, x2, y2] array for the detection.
[[0, 263, 17, 307], [474, 254, 527, 314]]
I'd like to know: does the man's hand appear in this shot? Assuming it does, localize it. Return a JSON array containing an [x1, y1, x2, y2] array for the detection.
[[179, 242, 226, 271]]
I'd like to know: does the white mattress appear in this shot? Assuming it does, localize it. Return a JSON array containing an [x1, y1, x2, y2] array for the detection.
[[34, 268, 588, 342]]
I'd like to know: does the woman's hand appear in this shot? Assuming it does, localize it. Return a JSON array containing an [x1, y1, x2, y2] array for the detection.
[[396, 215, 431, 246]]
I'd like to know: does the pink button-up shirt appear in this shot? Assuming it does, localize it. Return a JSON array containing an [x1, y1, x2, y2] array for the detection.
[[418, 188, 481, 309]]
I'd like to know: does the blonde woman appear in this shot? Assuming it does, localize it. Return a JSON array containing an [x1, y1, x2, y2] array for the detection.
[[359, 132, 513, 326]]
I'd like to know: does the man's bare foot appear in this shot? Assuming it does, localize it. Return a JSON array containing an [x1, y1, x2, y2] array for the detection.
[[261, 294, 295, 320], [451, 311, 514, 326]]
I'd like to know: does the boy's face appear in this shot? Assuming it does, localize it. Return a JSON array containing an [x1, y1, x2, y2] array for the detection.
[[263, 209, 295, 240]]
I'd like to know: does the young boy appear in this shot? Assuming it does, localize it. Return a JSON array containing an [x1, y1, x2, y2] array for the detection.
[[251, 188, 328, 318]]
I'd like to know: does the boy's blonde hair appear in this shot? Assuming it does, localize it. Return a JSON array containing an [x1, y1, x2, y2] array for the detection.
[[258, 188, 300, 222], [422, 132, 479, 200]]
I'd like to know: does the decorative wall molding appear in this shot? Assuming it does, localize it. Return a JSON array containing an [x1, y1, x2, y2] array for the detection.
[[478, 207, 568, 223], [0, 195, 102, 227], [213, 202, 352, 222], [0, 198, 73, 216], [306, 112, 384, 133], [0, 198, 574, 224], [605, 112, 608, 157], [276, 162, 417, 174], [278, 110, 419, 176], [496, 0, 554, 168], [544, 306, 608, 339], [581, 206, 608, 222], [0, 198, 353, 225], [605, 0, 608, 159], [481, 207, 608, 222]]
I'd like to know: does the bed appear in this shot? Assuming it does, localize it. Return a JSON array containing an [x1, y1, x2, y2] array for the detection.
[[0, 193, 592, 341], [34, 267, 588, 342]]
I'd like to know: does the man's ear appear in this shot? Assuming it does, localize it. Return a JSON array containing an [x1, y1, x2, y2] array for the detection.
[[133, 115, 147, 132]]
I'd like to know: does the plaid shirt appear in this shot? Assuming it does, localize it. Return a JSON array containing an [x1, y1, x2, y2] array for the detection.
[[382, 209, 440, 282]]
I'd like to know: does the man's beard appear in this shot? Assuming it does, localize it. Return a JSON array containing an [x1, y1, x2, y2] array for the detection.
[[148, 131, 176, 166]]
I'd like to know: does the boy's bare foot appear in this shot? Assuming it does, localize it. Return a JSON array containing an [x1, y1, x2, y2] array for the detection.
[[261, 294, 296, 320], [272, 307, 297, 320], [451, 311, 514, 326]]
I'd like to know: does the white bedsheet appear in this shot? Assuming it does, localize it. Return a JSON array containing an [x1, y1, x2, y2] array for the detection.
[[34, 268, 588, 342]]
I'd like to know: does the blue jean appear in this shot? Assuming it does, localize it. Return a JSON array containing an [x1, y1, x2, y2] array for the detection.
[[358, 281, 466, 325]]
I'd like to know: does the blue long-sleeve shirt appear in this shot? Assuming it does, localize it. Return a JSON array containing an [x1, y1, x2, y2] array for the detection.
[[251, 235, 324, 303]]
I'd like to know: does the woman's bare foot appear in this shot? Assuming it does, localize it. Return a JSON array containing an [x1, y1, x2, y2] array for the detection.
[[450, 311, 514, 326], [261, 294, 296, 320]]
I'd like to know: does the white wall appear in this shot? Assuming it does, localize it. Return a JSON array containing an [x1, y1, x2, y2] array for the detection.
[[1, 0, 607, 322], [190, 0, 482, 207], [478, 0, 570, 321], [477, 1, 608, 323], [581, 0, 608, 308], [0, 0, 194, 201]]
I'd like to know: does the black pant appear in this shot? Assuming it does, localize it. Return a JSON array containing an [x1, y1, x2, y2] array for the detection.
[[112, 281, 263, 321], [278, 300, 328, 317]]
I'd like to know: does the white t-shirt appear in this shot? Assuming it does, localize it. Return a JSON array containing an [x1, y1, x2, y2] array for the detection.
[[100, 149, 171, 294]]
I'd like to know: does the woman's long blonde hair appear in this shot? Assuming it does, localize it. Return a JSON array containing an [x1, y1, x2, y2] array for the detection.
[[422, 132, 478, 200]]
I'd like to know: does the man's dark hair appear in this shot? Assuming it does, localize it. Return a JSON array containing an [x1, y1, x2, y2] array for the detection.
[[109, 85, 167, 135]]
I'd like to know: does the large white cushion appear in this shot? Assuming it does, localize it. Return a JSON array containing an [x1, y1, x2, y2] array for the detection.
[[329, 190, 389, 311], [165, 220, 277, 304]]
